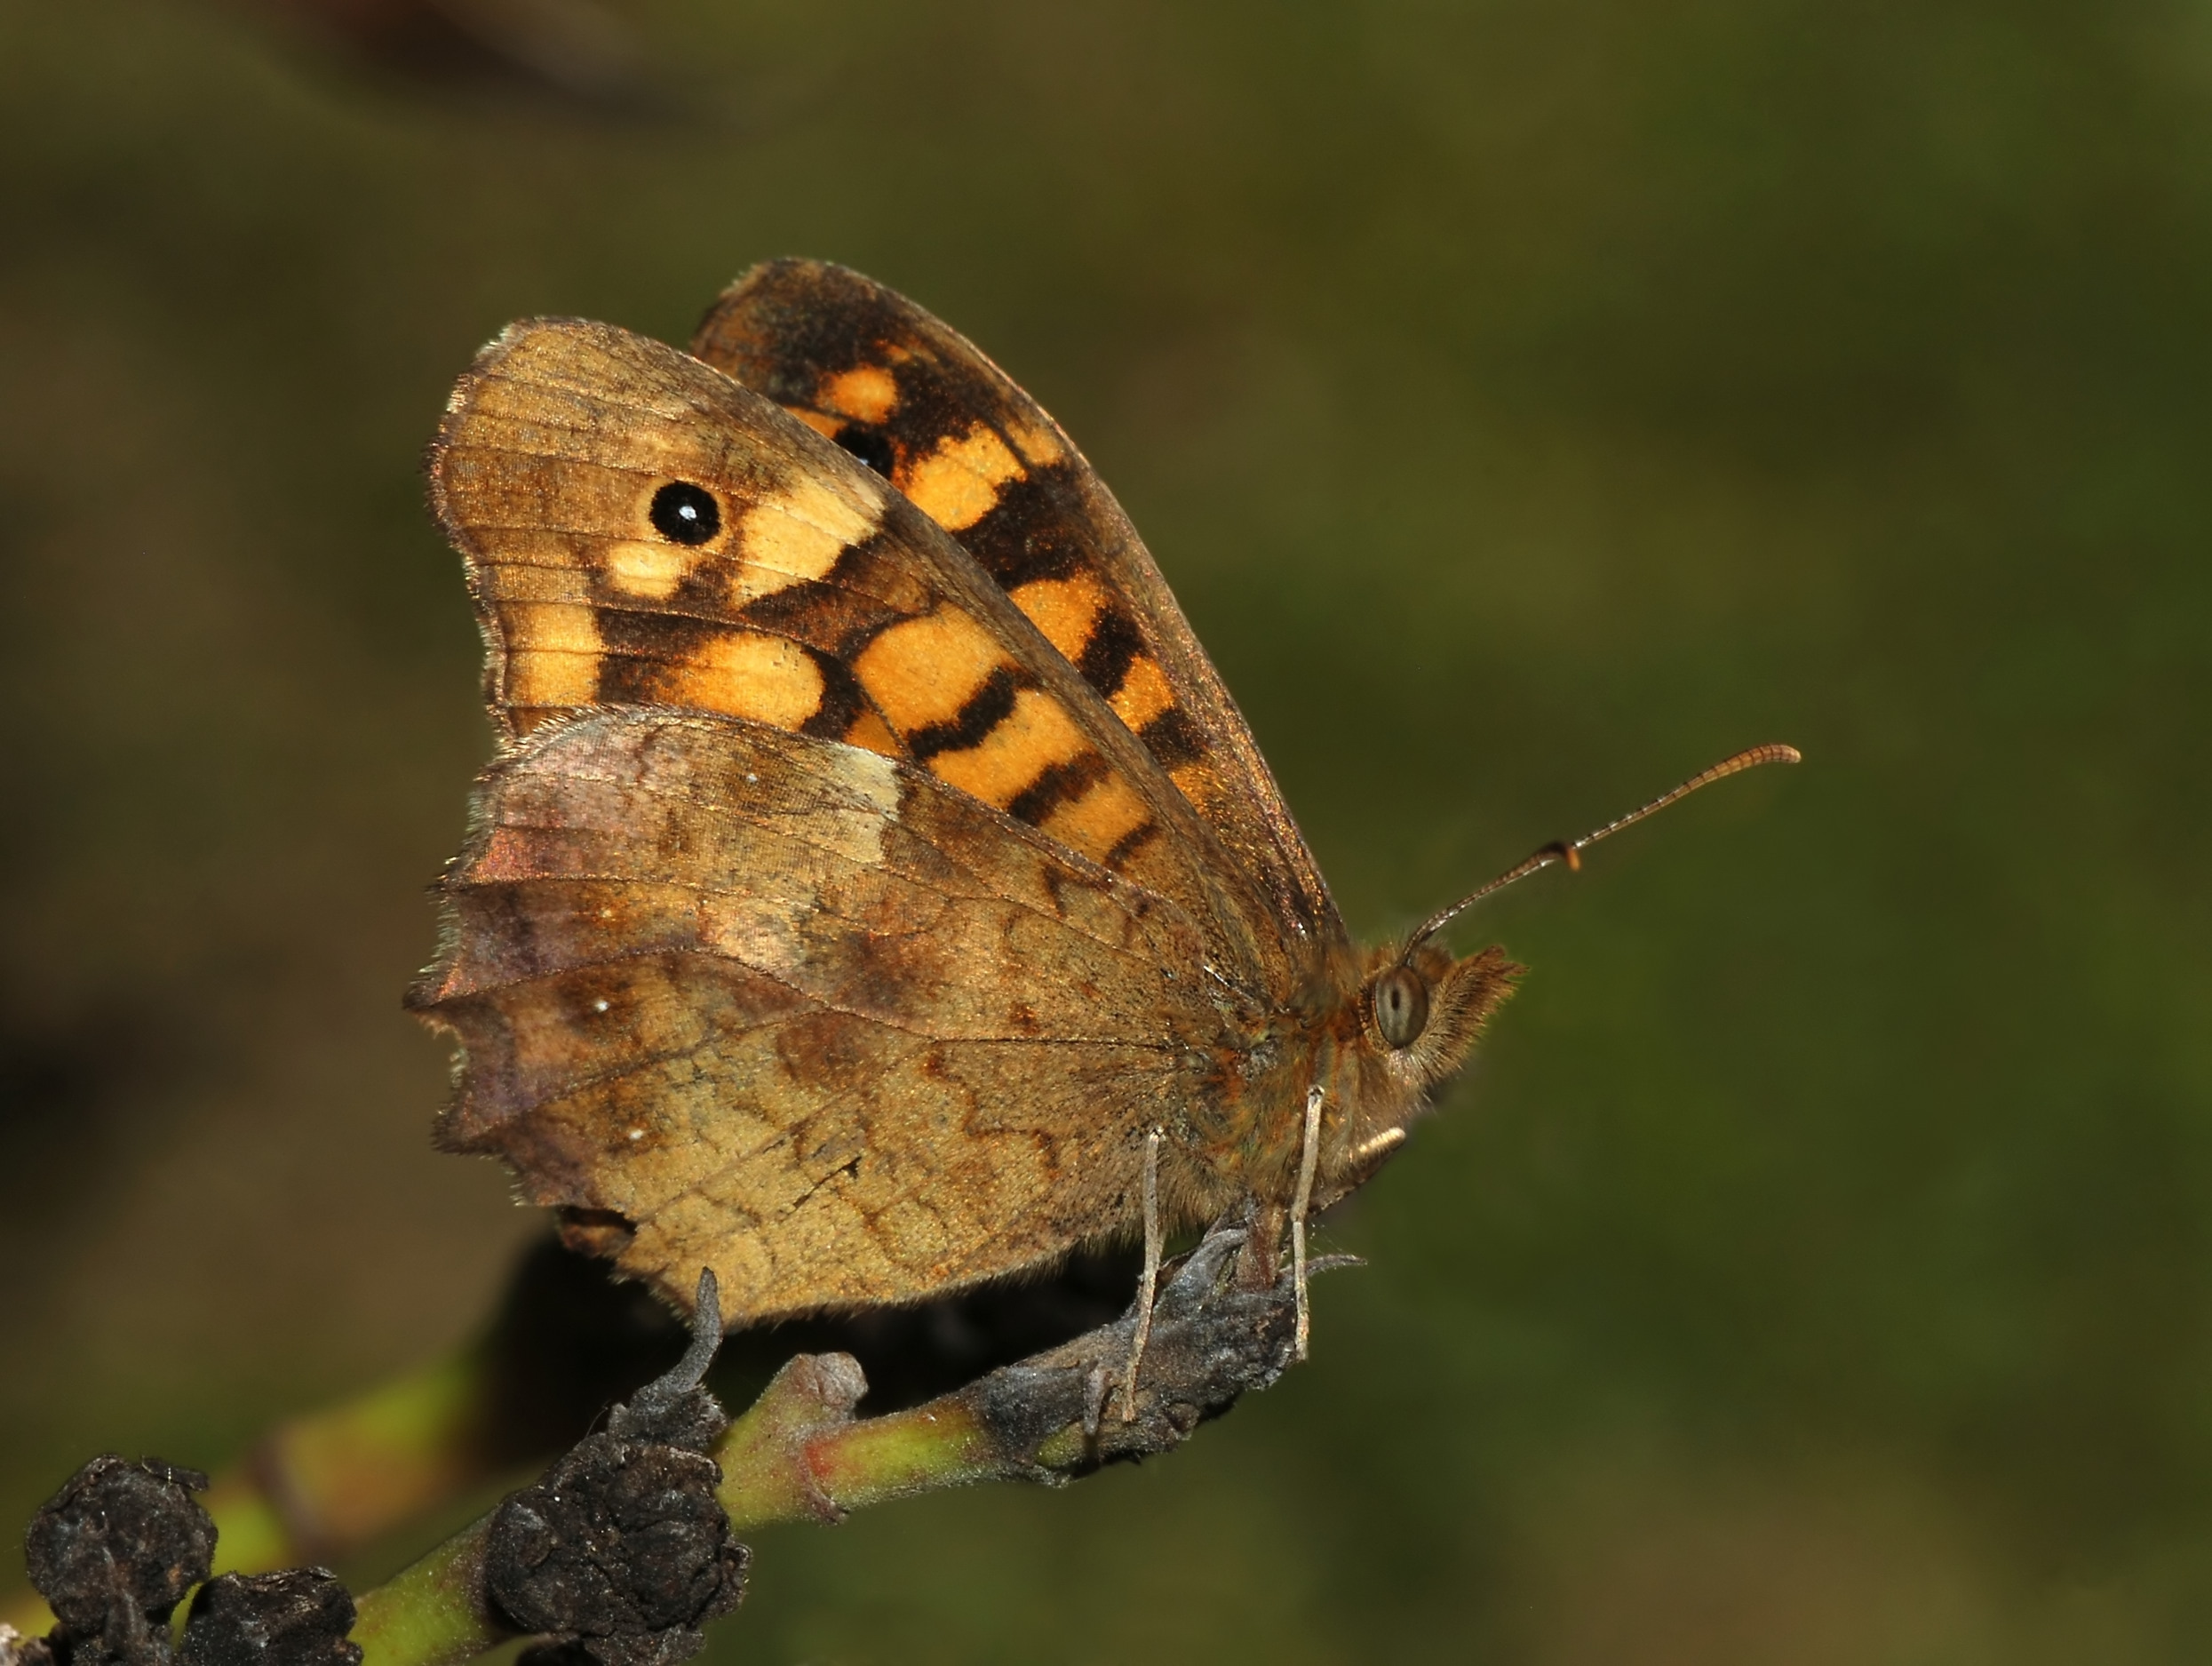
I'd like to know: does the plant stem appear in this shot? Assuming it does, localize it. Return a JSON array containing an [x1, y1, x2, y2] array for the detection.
[[350, 1220, 1301, 1666], [351, 1519, 507, 1666]]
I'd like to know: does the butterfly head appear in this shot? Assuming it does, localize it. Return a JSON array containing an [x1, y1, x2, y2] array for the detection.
[[1307, 742, 1802, 1204], [1309, 936, 1519, 1205]]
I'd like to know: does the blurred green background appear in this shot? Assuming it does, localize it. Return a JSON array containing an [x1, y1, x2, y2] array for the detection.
[[4, 1, 2208, 1660]]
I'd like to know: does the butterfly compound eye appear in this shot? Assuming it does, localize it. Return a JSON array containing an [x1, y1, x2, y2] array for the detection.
[[1373, 965, 1430, 1049], [649, 482, 721, 546]]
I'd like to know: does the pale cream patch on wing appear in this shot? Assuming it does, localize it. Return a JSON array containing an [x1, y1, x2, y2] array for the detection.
[[1004, 416, 1066, 468], [696, 883, 816, 979], [728, 737, 903, 875], [824, 740, 903, 825], [601, 538, 695, 601], [901, 422, 1025, 532], [730, 472, 883, 606], [690, 746, 903, 970]]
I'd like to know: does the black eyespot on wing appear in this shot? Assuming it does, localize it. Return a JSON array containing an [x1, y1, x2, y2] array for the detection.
[[1373, 966, 1430, 1048], [835, 425, 896, 478], [650, 482, 721, 546]]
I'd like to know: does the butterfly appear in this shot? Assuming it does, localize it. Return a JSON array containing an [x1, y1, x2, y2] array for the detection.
[[409, 259, 1794, 1365]]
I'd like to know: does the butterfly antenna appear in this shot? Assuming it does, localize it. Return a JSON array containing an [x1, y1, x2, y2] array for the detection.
[[1409, 743, 1801, 946]]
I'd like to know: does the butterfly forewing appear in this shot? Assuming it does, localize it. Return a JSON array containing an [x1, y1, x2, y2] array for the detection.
[[429, 316, 1271, 987], [691, 260, 1347, 968]]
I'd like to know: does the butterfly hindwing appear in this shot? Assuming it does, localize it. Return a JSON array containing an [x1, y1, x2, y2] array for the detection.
[[408, 709, 1240, 1319], [690, 260, 1346, 966]]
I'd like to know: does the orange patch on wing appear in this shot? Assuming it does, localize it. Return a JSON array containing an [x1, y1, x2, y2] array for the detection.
[[1009, 573, 1109, 663], [1108, 654, 1176, 733], [840, 707, 903, 757], [656, 632, 825, 729], [819, 364, 900, 424], [853, 608, 1009, 732], [788, 407, 843, 439], [1169, 761, 1220, 807], [1004, 417, 1065, 468], [901, 423, 1025, 533], [1041, 773, 1150, 864], [928, 688, 1086, 809], [500, 601, 605, 711]]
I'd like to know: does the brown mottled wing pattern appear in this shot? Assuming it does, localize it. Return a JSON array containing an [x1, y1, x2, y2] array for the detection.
[[690, 260, 1347, 969], [409, 711, 1227, 1319], [427, 316, 1270, 986]]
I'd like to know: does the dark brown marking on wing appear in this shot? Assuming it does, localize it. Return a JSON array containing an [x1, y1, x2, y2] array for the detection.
[[1073, 603, 1144, 701], [833, 423, 896, 478], [1137, 705, 1207, 770], [797, 652, 878, 745], [587, 607, 716, 701], [1104, 819, 1164, 872], [951, 469, 1084, 590], [725, 531, 911, 652], [1005, 751, 1110, 827], [906, 666, 1021, 761]]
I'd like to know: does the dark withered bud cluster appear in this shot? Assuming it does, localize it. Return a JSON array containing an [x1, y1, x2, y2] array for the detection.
[[179, 1573, 361, 1666], [20, 1456, 213, 1666], [12, 1456, 357, 1666], [488, 1434, 746, 1666], [486, 1270, 748, 1666], [12, 1272, 749, 1666]]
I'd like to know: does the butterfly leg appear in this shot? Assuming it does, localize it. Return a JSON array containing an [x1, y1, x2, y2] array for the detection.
[[1084, 1361, 1110, 1439], [1118, 1128, 1165, 1423], [1290, 1084, 1325, 1360]]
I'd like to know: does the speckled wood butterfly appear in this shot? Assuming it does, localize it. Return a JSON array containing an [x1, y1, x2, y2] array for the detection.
[[409, 260, 1794, 1360]]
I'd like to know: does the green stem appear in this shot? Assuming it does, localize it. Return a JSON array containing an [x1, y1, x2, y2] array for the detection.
[[350, 1519, 510, 1666]]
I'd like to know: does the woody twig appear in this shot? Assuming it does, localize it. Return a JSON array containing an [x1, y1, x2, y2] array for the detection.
[[347, 1216, 1307, 1666], [6, 1218, 1320, 1666]]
